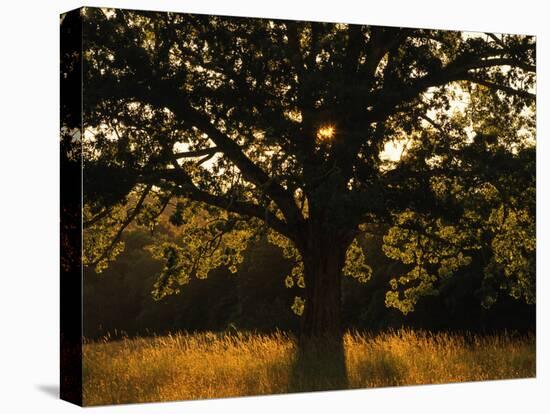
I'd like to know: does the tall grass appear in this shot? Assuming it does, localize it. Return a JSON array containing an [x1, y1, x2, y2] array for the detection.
[[83, 330, 535, 406]]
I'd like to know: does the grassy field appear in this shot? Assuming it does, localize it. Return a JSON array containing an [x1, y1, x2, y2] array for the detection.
[[83, 330, 535, 406]]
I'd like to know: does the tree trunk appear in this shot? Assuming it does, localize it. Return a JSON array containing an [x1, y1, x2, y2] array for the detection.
[[290, 238, 349, 391], [301, 242, 346, 339]]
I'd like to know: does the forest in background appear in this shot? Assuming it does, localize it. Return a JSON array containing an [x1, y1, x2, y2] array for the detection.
[[83, 207, 534, 339]]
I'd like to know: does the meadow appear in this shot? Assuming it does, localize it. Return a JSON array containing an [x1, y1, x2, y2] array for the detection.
[[83, 330, 535, 406]]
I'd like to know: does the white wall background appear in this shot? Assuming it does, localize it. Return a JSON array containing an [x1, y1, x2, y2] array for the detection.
[[0, 0, 546, 412]]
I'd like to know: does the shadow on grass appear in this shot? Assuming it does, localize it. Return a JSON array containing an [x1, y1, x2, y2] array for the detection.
[[289, 336, 349, 393], [353, 352, 404, 387]]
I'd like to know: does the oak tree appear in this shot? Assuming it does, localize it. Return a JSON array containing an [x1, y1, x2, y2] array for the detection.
[[78, 8, 536, 349]]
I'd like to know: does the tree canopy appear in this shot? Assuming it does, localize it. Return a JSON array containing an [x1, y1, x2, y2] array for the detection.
[[78, 7, 535, 333]]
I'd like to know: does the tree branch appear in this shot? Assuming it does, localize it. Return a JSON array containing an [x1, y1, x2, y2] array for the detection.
[[90, 184, 153, 267], [285, 22, 305, 81], [345, 24, 364, 76], [98, 72, 301, 225], [173, 147, 220, 159], [369, 56, 536, 122], [486, 33, 506, 49], [461, 57, 535, 73], [142, 168, 295, 240], [465, 75, 536, 101], [157, 90, 303, 228], [84, 207, 113, 229]]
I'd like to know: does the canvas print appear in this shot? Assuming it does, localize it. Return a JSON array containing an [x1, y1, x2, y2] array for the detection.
[[60, 6, 536, 406]]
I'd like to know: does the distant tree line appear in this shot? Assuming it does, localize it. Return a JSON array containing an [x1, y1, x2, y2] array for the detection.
[[84, 221, 534, 339]]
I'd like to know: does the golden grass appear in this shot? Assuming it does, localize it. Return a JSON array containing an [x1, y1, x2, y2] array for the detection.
[[83, 330, 535, 406]]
